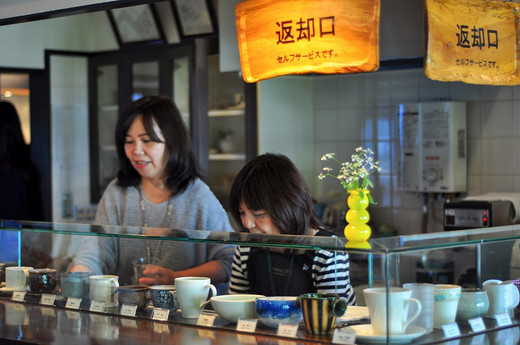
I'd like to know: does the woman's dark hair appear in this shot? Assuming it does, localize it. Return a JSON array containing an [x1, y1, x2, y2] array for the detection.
[[229, 153, 323, 235], [0, 100, 31, 176], [115, 95, 200, 194]]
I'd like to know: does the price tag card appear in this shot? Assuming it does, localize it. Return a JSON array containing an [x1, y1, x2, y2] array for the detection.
[[153, 322, 170, 334], [277, 323, 299, 338], [151, 308, 170, 321], [11, 291, 26, 302], [442, 323, 461, 338], [65, 297, 82, 309], [468, 317, 486, 333], [332, 328, 357, 344], [470, 333, 487, 345], [41, 307, 56, 317], [65, 310, 81, 320], [237, 319, 258, 333], [495, 313, 513, 327], [90, 314, 105, 323], [278, 340, 298, 345], [89, 301, 105, 313], [197, 313, 216, 327], [120, 318, 138, 329], [120, 304, 137, 317], [197, 329, 216, 339], [237, 334, 257, 345], [12, 303, 25, 313], [40, 294, 56, 306]]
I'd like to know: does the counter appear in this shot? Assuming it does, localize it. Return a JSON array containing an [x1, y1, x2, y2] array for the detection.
[[3, 220, 520, 344]]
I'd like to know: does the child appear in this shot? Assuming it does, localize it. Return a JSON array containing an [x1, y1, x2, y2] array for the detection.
[[228, 153, 356, 304]]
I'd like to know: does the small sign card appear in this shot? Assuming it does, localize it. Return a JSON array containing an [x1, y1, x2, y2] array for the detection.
[[11, 291, 25, 302], [151, 308, 170, 321], [237, 319, 258, 333], [65, 310, 81, 320], [332, 328, 357, 344], [65, 297, 82, 309], [40, 293, 56, 306], [41, 307, 56, 317], [120, 304, 138, 317], [153, 322, 170, 334], [470, 333, 487, 345], [495, 312, 513, 327], [197, 313, 216, 327], [442, 323, 461, 338], [89, 301, 105, 313], [277, 323, 299, 338], [468, 317, 486, 332], [120, 318, 138, 329], [237, 334, 257, 345]]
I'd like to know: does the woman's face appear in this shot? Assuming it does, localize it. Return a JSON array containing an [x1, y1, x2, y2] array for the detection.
[[239, 200, 280, 235], [124, 115, 168, 183]]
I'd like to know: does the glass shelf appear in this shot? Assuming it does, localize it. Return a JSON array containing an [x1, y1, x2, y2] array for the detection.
[[208, 109, 245, 117], [2, 220, 520, 254]]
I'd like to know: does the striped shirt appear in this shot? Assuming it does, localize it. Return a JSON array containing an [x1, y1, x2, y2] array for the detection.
[[229, 244, 356, 305]]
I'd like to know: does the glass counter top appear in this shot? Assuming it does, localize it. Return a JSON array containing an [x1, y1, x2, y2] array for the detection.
[[2, 219, 520, 254]]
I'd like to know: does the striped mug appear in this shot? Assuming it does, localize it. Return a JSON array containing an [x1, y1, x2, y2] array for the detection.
[[297, 293, 348, 334]]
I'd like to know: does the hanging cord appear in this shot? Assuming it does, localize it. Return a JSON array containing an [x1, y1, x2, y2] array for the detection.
[[267, 251, 294, 296]]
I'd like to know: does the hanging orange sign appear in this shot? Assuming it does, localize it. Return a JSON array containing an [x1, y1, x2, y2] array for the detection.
[[235, 0, 380, 83], [424, 0, 520, 85]]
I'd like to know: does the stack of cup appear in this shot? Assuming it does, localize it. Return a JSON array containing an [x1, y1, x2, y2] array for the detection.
[[403, 283, 434, 333]]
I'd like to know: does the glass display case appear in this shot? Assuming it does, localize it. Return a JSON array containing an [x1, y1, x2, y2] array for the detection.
[[1, 220, 520, 345]]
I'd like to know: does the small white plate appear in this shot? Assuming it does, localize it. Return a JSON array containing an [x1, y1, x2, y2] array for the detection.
[[0, 286, 29, 293], [336, 306, 370, 323], [348, 324, 427, 344]]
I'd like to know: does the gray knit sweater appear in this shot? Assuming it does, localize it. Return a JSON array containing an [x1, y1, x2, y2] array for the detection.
[[71, 178, 236, 294]]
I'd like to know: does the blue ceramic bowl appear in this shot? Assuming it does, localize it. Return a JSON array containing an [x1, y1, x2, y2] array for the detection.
[[255, 296, 302, 328]]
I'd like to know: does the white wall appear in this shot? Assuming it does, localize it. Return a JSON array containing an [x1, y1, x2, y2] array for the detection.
[[310, 68, 520, 236], [258, 77, 314, 184], [0, 11, 117, 69], [50, 55, 90, 223]]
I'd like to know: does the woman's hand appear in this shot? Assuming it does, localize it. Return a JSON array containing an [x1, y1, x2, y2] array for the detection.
[[139, 265, 177, 285]]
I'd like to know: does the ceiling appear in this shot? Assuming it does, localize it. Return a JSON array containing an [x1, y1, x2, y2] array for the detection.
[[0, 0, 141, 25]]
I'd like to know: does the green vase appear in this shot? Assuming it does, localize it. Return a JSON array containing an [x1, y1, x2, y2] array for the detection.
[[344, 189, 371, 242]]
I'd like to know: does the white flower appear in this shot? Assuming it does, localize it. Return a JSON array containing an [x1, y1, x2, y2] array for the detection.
[[318, 147, 381, 204]]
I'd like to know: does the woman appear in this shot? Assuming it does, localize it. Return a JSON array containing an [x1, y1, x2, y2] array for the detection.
[[0, 100, 42, 221], [228, 153, 356, 304], [70, 96, 235, 293]]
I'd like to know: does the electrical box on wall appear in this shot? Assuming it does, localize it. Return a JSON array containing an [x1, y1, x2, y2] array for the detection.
[[398, 102, 467, 193]]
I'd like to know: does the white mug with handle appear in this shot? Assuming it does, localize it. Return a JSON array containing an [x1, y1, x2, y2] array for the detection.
[[483, 279, 520, 318], [174, 277, 217, 318]]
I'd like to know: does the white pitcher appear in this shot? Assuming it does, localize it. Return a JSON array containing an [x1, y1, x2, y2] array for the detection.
[[483, 279, 520, 318]]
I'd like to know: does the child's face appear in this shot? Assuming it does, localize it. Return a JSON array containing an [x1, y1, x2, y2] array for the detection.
[[239, 200, 280, 235]]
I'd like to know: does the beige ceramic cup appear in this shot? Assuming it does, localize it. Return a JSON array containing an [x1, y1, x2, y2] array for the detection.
[[6, 266, 33, 290], [89, 275, 119, 307], [433, 284, 461, 328], [364, 287, 422, 335]]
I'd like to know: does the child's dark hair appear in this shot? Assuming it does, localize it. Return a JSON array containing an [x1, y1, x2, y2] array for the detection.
[[229, 153, 323, 235]]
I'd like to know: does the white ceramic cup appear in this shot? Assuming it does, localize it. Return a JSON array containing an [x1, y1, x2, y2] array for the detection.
[[5, 303, 28, 326], [174, 277, 217, 318], [433, 284, 461, 328], [403, 283, 434, 333], [5, 266, 33, 290], [483, 279, 520, 318], [89, 275, 119, 307], [363, 287, 422, 335]]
